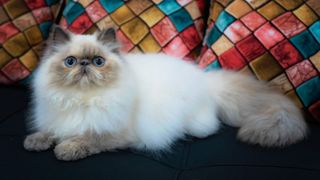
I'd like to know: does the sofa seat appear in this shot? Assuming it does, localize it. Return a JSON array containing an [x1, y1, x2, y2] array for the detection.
[[1, 86, 319, 180]]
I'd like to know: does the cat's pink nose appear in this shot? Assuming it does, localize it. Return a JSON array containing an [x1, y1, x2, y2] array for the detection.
[[80, 59, 89, 66]]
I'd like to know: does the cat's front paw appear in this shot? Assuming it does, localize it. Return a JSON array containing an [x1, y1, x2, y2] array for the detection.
[[24, 132, 54, 151], [54, 140, 90, 161]]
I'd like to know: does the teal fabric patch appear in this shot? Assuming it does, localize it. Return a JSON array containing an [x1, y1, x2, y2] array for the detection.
[[63, 1, 85, 24], [39, 22, 53, 39], [99, 0, 124, 13], [45, 0, 59, 6], [215, 11, 236, 32], [296, 76, 320, 107], [19, 73, 34, 86], [169, 8, 193, 32], [205, 60, 221, 72], [158, 0, 181, 15], [206, 26, 222, 46], [309, 21, 320, 44], [290, 30, 320, 59]]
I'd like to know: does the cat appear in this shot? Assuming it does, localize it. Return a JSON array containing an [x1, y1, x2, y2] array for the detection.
[[24, 25, 308, 161]]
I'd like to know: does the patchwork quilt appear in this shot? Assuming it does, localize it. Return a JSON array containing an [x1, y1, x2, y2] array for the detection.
[[199, 0, 320, 121]]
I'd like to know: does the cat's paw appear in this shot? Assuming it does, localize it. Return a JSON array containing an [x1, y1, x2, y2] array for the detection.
[[24, 132, 54, 151], [54, 140, 90, 161]]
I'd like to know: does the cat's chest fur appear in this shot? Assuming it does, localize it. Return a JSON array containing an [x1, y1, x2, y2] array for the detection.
[[35, 86, 134, 139]]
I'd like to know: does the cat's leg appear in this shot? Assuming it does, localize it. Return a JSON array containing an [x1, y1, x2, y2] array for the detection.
[[54, 132, 128, 161], [24, 132, 55, 151], [185, 102, 220, 138]]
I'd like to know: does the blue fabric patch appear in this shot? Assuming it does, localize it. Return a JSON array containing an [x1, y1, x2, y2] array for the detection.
[[157, 0, 181, 15], [206, 26, 222, 46], [215, 11, 236, 32], [39, 22, 53, 39], [309, 21, 320, 44], [169, 8, 193, 32], [63, 1, 85, 24], [296, 76, 320, 107], [45, 0, 59, 6], [205, 60, 221, 72], [99, 0, 124, 13], [19, 73, 34, 86], [290, 30, 320, 59]]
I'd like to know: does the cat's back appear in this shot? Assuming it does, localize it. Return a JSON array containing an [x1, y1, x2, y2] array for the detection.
[[123, 53, 208, 98], [124, 53, 204, 78]]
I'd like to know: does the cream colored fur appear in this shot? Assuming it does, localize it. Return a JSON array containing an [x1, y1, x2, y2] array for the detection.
[[24, 27, 308, 161]]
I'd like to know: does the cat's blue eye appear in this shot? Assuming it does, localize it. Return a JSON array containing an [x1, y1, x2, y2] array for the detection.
[[92, 56, 105, 67], [64, 56, 77, 68]]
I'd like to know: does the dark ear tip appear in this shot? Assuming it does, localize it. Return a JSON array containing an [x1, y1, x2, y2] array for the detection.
[[104, 28, 116, 35], [51, 24, 65, 33]]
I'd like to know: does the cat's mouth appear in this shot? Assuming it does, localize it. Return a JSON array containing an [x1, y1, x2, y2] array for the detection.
[[81, 67, 88, 75]]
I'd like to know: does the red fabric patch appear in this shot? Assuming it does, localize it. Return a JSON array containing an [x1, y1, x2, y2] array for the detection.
[[194, 18, 205, 39], [240, 11, 266, 31], [272, 12, 306, 38], [254, 22, 284, 49], [236, 35, 266, 62], [179, 25, 201, 50], [25, 0, 46, 9], [198, 48, 216, 68], [151, 17, 178, 47], [195, 0, 206, 16], [163, 36, 190, 58], [0, 0, 10, 6], [184, 51, 198, 62], [286, 60, 318, 87], [69, 13, 93, 34], [224, 20, 251, 43], [177, 0, 192, 6], [309, 101, 320, 121], [0, 22, 19, 43], [117, 30, 134, 52], [86, 1, 108, 23], [218, 48, 246, 70], [270, 39, 303, 68], [1, 59, 30, 81], [59, 17, 68, 29], [32, 7, 53, 24]]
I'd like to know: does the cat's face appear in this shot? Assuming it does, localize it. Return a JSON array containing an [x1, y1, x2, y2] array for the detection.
[[43, 26, 122, 89]]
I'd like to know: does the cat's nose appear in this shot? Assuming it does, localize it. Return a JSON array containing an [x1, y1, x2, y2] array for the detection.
[[80, 59, 89, 66]]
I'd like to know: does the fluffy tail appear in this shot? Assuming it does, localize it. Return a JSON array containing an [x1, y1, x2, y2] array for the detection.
[[208, 70, 308, 147]]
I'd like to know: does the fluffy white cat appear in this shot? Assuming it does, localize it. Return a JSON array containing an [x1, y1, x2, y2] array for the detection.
[[24, 26, 308, 161]]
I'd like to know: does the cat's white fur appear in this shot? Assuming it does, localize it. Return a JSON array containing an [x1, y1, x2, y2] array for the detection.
[[31, 33, 308, 152]]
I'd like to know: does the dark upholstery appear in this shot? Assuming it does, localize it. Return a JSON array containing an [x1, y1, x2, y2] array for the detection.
[[1, 87, 320, 180]]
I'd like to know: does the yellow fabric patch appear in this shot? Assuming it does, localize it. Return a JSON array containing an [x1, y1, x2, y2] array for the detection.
[[249, 53, 282, 81], [139, 34, 161, 53], [140, 6, 165, 27]]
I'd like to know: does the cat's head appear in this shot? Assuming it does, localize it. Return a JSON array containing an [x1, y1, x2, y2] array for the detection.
[[40, 25, 123, 89]]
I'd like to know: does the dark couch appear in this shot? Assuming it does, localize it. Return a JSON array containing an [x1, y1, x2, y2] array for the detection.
[[1, 86, 320, 180]]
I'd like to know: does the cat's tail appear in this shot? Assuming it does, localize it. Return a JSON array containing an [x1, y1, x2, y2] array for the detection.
[[207, 70, 308, 147]]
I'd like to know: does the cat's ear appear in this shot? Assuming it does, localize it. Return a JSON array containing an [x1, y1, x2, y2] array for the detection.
[[97, 28, 117, 44], [97, 28, 120, 53], [48, 25, 70, 45]]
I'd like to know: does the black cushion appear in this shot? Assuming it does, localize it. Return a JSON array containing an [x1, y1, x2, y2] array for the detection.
[[1, 87, 319, 180]]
